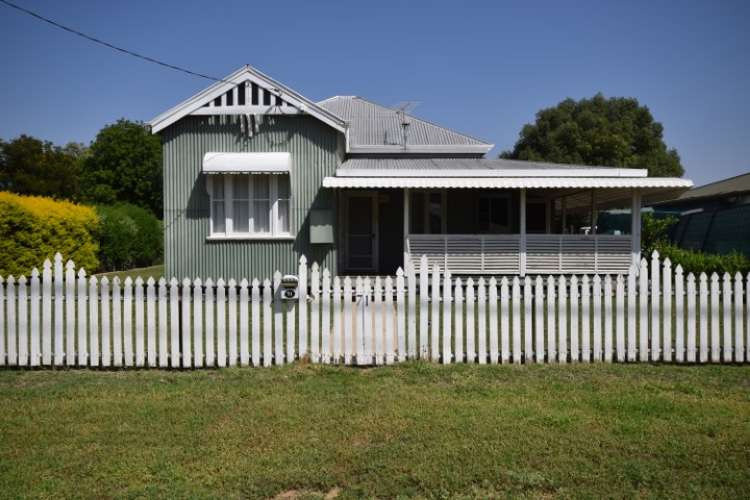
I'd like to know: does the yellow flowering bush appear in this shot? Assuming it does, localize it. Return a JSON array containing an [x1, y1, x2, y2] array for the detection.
[[0, 192, 100, 276]]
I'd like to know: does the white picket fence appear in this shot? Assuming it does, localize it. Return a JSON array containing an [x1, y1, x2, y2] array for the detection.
[[0, 252, 748, 368]]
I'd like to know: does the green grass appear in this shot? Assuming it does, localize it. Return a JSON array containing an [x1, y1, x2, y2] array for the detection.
[[94, 264, 164, 281], [1, 364, 748, 499]]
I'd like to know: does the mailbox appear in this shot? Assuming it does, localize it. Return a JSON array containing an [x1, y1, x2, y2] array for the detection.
[[280, 274, 299, 300]]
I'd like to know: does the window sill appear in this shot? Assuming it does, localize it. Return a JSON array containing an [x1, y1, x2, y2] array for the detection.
[[206, 235, 294, 242]]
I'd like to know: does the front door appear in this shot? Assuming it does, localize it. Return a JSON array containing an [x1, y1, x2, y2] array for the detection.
[[345, 192, 378, 272]]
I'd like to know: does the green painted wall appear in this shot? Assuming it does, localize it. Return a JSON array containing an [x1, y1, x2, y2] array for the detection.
[[161, 115, 341, 280]]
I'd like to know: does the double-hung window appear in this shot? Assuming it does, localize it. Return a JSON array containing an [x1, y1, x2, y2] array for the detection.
[[209, 174, 291, 238]]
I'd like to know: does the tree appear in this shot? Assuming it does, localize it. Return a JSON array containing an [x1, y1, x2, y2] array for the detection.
[[0, 135, 85, 199], [82, 119, 162, 216], [501, 93, 684, 177]]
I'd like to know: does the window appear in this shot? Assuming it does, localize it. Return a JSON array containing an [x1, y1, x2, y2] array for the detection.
[[208, 174, 292, 238]]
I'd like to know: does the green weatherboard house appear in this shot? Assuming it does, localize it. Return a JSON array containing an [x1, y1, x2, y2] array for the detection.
[[149, 65, 692, 280]]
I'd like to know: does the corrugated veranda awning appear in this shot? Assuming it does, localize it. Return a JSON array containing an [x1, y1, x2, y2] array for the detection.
[[202, 152, 291, 174]]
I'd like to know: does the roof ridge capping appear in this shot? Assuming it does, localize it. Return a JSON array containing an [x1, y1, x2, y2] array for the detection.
[[149, 65, 347, 134]]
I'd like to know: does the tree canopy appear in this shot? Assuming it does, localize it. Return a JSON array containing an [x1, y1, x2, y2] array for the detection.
[[82, 119, 162, 216], [501, 94, 684, 177], [0, 135, 86, 200]]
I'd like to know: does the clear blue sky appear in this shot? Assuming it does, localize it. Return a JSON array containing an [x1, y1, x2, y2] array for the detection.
[[1, 0, 748, 186]]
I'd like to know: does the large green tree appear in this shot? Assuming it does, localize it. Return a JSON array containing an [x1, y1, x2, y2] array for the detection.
[[0, 135, 86, 199], [501, 94, 684, 177], [82, 119, 162, 216]]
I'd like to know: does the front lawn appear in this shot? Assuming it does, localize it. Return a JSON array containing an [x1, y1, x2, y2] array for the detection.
[[1, 364, 748, 499]]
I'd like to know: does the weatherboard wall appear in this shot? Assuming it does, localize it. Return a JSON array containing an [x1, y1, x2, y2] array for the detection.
[[161, 115, 341, 280]]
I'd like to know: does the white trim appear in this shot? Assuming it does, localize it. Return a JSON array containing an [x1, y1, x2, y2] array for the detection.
[[191, 105, 303, 116], [322, 176, 693, 190], [149, 65, 347, 134], [336, 167, 648, 178], [206, 235, 294, 242]]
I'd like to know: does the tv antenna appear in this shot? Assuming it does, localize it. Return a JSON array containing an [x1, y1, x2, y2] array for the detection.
[[394, 101, 420, 148]]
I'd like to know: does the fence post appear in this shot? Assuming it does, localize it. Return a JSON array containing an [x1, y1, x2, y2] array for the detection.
[[112, 277, 122, 367], [592, 275, 602, 362], [686, 273, 697, 362], [373, 277, 384, 365], [638, 259, 648, 362], [547, 276, 557, 362], [477, 277, 487, 364], [454, 277, 464, 363], [158, 278, 169, 368], [239, 279, 249, 366], [89, 276, 99, 367], [722, 273, 732, 362], [321, 270, 331, 363], [42, 260, 53, 366], [663, 259, 673, 362], [52, 254, 62, 366], [170, 278, 181, 368], [135, 277, 144, 367], [298, 256, 308, 359], [500, 277, 509, 363], [262, 279, 272, 366], [535, 276, 544, 363], [699, 273, 708, 363], [627, 267, 636, 362], [30, 269, 40, 367], [406, 261, 417, 358], [488, 277, 499, 364], [651, 251, 661, 361], [78, 269, 88, 367], [735, 273, 745, 363], [616, 274, 625, 362], [466, 278, 476, 363], [344, 276, 356, 364], [558, 276, 568, 364], [6, 276, 16, 366], [182, 278, 193, 368], [603, 275, 612, 363], [338, 275, 347, 364], [123, 276, 133, 367], [674, 266, 685, 362], [147, 277, 156, 367], [65, 262, 76, 366], [194, 278, 204, 368], [204, 278, 215, 367], [273, 272, 283, 365], [0, 278, 4, 367], [430, 266, 440, 362], [512, 277, 521, 364], [385, 275, 395, 364], [101, 277, 111, 367], [396, 268, 406, 361], [310, 264, 320, 363], [442, 271, 452, 364], [227, 279, 237, 367], [251, 278, 261, 366], [525, 277, 534, 363], [419, 255, 429, 358], [18, 276, 28, 367]]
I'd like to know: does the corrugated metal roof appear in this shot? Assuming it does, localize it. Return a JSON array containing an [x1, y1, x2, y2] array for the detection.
[[322, 176, 693, 190], [673, 171, 750, 201], [317, 96, 493, 153], [336, 158, 648, 177]]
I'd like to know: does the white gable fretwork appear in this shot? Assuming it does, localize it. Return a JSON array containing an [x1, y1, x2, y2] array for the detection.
[[191, 79, 302, 116]]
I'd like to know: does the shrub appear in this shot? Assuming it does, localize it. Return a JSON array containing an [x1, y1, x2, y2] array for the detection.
[[656, 243, 750, 275], [96, 203, 162, 271], [0, 191, 99, 276], [641, 212, 677, 256]]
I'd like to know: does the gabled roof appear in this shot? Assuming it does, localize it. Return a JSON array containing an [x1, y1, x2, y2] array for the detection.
[[149, 65, 347, 134], [318, 96, 493, 154], [671, 171, 750, 202]]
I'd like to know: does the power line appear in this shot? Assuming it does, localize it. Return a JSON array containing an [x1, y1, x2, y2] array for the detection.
[[0, 0, 231, 83]]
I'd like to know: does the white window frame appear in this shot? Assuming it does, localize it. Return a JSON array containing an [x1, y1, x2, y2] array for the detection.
[[207, 173, 293, 240]]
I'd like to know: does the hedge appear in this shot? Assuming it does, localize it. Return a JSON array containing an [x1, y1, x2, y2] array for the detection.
[[96, 203, 162, 272], [656, 244, 750, 276], [0, 191, 99, 276]]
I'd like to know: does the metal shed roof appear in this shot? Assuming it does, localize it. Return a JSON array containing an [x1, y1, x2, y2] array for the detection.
[[317, 96, 493, 154]]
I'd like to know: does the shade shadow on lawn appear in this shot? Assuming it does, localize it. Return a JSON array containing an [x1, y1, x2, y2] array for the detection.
[[1, 363, 748, 499]]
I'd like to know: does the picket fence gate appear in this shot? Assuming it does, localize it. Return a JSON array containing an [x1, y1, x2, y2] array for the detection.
[[0, 252, 748, 368]]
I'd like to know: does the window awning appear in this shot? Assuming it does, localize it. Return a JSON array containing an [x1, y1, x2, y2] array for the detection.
[[202, 152, 291, 174]]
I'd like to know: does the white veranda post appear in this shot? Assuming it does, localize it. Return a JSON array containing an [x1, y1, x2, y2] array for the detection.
[[631, 190, 642, 268], [403, 188, 410, 269]]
